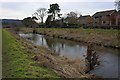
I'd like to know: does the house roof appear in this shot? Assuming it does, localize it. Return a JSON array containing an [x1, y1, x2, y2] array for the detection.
[[78, 15, 91, 19], [118, 10, 120, 14], [92, 10, 117, 17]]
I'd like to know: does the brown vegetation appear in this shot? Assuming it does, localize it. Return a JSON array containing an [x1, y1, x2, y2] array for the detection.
[[9, 28, 99, 78], [20, 28, 120, 49]]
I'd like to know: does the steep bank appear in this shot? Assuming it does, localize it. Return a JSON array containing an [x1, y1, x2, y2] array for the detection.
[[0, 28, 2, 79], [5, 28, 99, 78], [2, 29, 59, 78], [33, 28, 120, 49]]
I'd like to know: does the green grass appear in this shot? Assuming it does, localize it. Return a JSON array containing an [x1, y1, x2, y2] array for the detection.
[[2, 29, 59, 78], [37, 28, 119, 33]]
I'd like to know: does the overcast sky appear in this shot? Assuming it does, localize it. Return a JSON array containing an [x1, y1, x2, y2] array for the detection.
[[0, 0, 117, 20]]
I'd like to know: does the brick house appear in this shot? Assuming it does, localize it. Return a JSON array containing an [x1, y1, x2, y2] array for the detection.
[[78, 15, 93, 27], [92, 10, 118, 28]]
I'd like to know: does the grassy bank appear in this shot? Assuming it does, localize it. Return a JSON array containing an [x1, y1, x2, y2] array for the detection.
[[2, 29, 59, 78], [33, 28, 119, 49], [0, 28, 2, 79], [7, 28, 96, 78]]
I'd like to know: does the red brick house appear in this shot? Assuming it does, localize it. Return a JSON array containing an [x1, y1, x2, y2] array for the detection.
[[92, 10, 118, 28]]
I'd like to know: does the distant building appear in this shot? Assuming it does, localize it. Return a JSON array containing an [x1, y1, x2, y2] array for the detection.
[[92, 10, 118, 28], [78, 15, 93, 27]]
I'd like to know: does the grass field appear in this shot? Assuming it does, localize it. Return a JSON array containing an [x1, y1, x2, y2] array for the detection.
[[2, 29, 59, 78]]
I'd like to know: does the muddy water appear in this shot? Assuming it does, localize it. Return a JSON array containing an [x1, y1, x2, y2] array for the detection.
[[19, 33, 119, 78]]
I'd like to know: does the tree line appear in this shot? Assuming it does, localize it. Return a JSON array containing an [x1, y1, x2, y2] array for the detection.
[[22, 1, 120, 28], [22, 3, 82, 28]]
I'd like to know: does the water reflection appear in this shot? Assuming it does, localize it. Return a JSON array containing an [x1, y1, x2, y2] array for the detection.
[[19, 33, 119, 78]]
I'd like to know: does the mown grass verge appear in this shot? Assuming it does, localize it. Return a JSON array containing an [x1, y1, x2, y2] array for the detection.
[[2, 29, 59, 78]]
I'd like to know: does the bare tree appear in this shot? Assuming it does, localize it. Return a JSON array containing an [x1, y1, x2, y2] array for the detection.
[[34, 8, 47, 23], [115, 0, 120, 11], [67, 11, 77, 18], [67, 11, 81, 18], [32, 12, 40, 21], [76, 11, 82, 18], [65, 11, 81, 25]]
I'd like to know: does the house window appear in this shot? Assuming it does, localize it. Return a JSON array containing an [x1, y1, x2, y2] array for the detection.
[[94, 17, 98, 20], [95, 16, 98, 19], [102, 16, 106, 19], [102, 21, 106, 24], [103, 21, 106, 23], [95, 22, 97, 24]]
